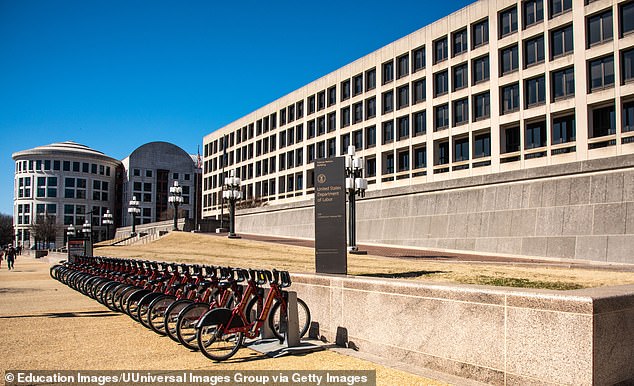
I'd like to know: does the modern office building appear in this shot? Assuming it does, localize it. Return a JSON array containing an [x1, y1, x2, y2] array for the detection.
[[202, 0, 634, 263], [12, 141, 121, 248], [12, 141, 201, 248], [120, 142, 199, 226]]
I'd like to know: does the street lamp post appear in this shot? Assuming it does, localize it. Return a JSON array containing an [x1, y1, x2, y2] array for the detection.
[[67, 224, 76, 239], [168, 181, 183, 231], [345, 145, 368, 254], [102, 209, 113, 240], [222, 170, 242, 239], [128, 196, 141, 236]]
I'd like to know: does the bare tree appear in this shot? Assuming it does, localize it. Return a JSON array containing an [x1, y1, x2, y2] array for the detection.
[[0, 214, 13, 246], [29, 213, 58, 249]]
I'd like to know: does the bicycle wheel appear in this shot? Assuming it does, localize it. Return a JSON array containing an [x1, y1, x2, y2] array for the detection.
[[164, 299, 195, 342], [196, 323, 243, 361], [148, 295, 176, 335], [267, 297, 311, 341], [176, 303, 209, 350]]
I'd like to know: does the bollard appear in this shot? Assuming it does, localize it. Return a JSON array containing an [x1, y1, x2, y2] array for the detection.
[[284, 291, 300, 347]]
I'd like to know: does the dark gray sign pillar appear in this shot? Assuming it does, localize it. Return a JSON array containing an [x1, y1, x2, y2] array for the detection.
[[314, 157, 347, 274]]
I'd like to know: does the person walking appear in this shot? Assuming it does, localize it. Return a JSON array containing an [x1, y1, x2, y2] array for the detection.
[[6, 246, 16, 271], [0, 248, 3, 269]]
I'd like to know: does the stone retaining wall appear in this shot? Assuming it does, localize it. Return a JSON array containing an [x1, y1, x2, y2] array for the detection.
[[236, 154, 634, 263], [292, 273, 634, 385]]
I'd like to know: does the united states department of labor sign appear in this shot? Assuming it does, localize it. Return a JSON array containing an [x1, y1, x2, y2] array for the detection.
[[314, 157, 347, 275]]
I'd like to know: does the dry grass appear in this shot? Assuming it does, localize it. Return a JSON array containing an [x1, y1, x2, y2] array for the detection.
[[95, 232, 634, 290]]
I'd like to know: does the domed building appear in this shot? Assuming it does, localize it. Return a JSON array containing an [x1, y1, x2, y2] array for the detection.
[[12, 141, 122, 248], [120, 142, 199, 226]]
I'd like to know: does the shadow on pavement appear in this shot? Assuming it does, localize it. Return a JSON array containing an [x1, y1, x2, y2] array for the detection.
[[0, 310, 119, 319], [358, 270, 447, 279]]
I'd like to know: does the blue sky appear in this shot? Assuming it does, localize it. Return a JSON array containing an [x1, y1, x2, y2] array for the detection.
[[0, 0, 473, 215]]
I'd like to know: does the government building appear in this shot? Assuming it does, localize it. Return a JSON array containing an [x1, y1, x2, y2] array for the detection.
[[12, 141, 201, 248], [202, 0, 634, 263]]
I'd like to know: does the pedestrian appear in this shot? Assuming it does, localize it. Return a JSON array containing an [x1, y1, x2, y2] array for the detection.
[[17, 244, 22, 256], [6, 246, 16, 271], [0, 248, 3, 269]]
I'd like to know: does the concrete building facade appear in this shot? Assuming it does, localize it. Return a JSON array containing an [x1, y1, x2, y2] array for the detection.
[[120, 142, 199, 226], [12, 141, 201, 248], [12, 141, 121, 248], [202, 0, 634, 263]]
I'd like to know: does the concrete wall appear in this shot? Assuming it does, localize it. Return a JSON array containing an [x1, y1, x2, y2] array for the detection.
[[292, 273, 634, 385], [236, 155, 634, 263]]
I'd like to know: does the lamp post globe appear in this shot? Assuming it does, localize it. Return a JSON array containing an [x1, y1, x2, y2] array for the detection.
[[128, 196, 140, 236], [223, 170, 242, 239], [345, 145, 368, 254], [168, 181, 183, 231], [102, 209, 114, 240]]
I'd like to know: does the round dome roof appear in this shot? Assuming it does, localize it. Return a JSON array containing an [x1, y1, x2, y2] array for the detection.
[[12, 141, 120, 165]]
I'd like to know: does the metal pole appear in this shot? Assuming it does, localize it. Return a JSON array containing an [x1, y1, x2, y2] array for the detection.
[[132, 213, 136, 235], [349, 189, 356, 250], [229, 198, 235, 237], [173, 202, 179, 231]]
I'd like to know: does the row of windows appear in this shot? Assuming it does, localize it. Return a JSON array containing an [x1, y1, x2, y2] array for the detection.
[[204, 1, 634, 162], [15, 159, 112, 176], [131, 168, 192, 181], [15, 176, 111, 202], [203, 98, 634, 198]]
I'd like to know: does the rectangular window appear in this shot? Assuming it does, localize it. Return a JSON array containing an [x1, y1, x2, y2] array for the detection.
[[621, 1, 634, 37], [501, 83, 520, 114], [552, 114, 576, 144], [413, 78, 426, 104], [397, 116, 409, 140], [308, 95, 316, 114], [453, 98, 469, 126], [414, 147, 427, 169], [382, 120, 394, 144], [503, 126, 521, 153], [452, 63, 468, 91], [500, 45, 519, 75], [365, 125, 376, 148], [384, 153, 395, 174], [366, 97, 376, 119], [622, 48, 634, 84], [435, 104, 449, 131], [341, 79, 350, 101], [551, 25, 573, 59], [318, 116, 326, 136], [434, 70, 449, 96], [353, 129, 363, 150], [472, 19, 489, 49], [366, 157, 376, 177], [365, 68, 376, 91], [296, 101, 303, 119], [328, 112, 337, 132], [525, 76, 546, 107], [308, 120, 316, 138], [591, 104, 616, 137], [398, 150, 410, 172], [454, 137, 470, 162], [434, 37, 448, 64], [452, 28, 468, 57], [353, 74, 363, 96], [382, 90, 393, 114], [288, 104, 295, 122], [353, 102, 363, 124], [524, 35, 545, 67], [587, 10, 613, 47], [382, 60, 394, 84], [327, 138, 336, 158], [552, 67, 575, 100], [473, 92, 490, 120], [317, 91, 326, 111], [589, 55, 615, 91], [397, 85, 409, 109], [474, 132, 491, 158], [63, 161, 70, 171], [623, 101, 634, 132], [524, 0, 543, 28], [550, 0, 572, 18], [499, 6, 518, 38], [328, 86, 337, 106], [412, 46, 425, 72], [413, 110, 426, 135], [437, 142, 450, 165], [397, 54, 409, 78], [525, 120, 547, 149], [472, 55, 490, 84], [340, 107, 350, 128]]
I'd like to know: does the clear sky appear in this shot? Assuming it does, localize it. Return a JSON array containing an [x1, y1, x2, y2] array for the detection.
[[0, 0, 473, 215]]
